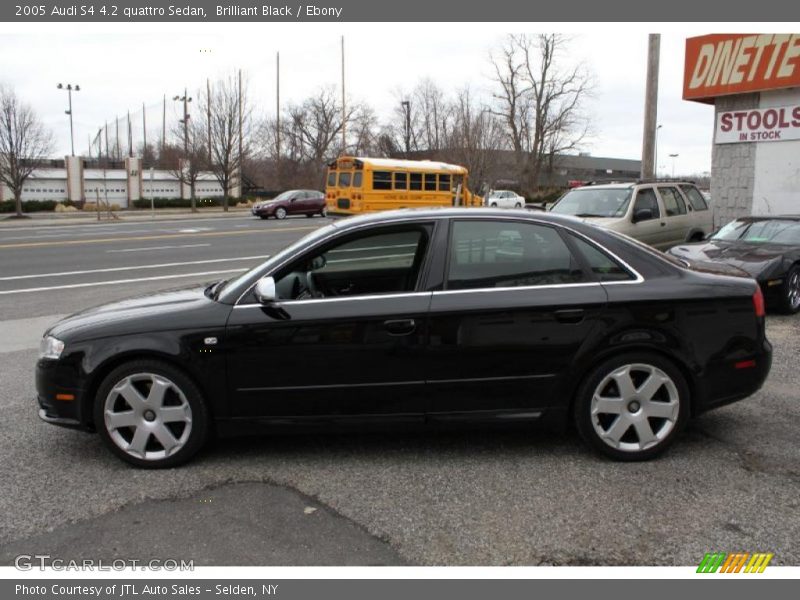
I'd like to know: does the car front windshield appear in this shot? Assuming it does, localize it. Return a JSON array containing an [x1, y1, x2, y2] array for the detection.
[[271, 191, 295, 202], [550, 188, 633, 218], [713, 219, 800, 245]]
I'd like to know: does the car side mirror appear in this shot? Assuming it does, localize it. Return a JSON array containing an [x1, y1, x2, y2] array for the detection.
[[633, 208, 653, 223], [254, 277, 277, 304]]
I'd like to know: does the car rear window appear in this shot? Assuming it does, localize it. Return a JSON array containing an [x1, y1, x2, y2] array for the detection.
[[680, 185, 709, 211], [568, 234, 635, 282]]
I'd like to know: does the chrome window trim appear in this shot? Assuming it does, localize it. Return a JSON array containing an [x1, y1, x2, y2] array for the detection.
[[233, 212, 645, 306], [233, 290, 432, 309]]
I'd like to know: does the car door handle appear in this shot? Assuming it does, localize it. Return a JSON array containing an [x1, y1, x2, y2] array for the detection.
[[554, 309, 585, 324], [384, 319, 416, 336]]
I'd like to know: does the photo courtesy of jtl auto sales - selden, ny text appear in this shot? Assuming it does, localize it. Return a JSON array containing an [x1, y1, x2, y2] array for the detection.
[[1, 1, 800, 598]]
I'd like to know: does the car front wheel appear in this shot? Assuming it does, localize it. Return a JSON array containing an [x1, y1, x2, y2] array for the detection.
[[94, 360, 209, 468], [778, 265, 800, 314], [275, 207, 287, 220], [574, 353, 688, 461]]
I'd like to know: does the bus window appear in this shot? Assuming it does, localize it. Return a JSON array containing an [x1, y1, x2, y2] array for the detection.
[[438, 174, 451, 191], [327, 171, 336, 187], [353, 172, 363, 188], [394, 172, 408, 190], [410, 173, 422, 191], [338, 172, 351, 187], [373, 171, 392, 190], [424, 174, 437, 191]]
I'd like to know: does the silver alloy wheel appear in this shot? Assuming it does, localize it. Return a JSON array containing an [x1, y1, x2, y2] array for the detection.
[[103, 373, 193, 461], [321, 206, 327, 217], [788, 270, 800, 310], [590, 363, 679, 452], [275, 207, 287, 219]]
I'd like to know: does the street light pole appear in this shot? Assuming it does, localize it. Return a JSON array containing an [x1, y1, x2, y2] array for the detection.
[[173, 90, 193, 210], [669, 153, 679, 178], [57, 83, 80, 156]]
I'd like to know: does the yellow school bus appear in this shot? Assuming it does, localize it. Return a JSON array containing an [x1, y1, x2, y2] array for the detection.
[[325, 156, 483, 215]]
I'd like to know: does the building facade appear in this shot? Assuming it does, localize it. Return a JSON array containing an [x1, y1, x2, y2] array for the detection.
[[684, 33, 800, 227]]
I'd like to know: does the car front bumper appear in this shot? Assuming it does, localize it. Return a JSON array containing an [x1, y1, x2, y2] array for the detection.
[[35, 358, 93, 432]]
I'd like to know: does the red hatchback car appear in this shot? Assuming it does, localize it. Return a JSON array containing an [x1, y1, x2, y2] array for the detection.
[[252, 190, 327, 220]]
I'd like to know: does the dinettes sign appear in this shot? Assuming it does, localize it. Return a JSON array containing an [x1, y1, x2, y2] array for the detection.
[[715, 105, 800, 143], [684, 34, 800, 102]]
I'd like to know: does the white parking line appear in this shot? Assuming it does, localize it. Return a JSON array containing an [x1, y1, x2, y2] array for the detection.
[[107, 243, 211, 253], [0, 255, 268, 282], [0, 269, 248, 295]]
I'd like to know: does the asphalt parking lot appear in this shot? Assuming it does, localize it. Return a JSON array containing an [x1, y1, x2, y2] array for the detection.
[[0, 214, 798, 566]]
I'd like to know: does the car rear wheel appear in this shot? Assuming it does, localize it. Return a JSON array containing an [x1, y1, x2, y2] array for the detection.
[[514, 202, 522, 208], [490, 202, 498, 208], [320, 206, 328, 217], [275, 207, 287, 220], [94, 360, 209, 468], [574, 353, 689, 461], [778, 265, 800, 314]]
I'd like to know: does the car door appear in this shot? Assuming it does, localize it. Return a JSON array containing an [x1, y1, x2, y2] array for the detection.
[[288, 191, 307, 215], [224, 222, 436, 421], [628, 187, 669, 248], [656, 186, 691, 247], [425, 218, 607, 419]]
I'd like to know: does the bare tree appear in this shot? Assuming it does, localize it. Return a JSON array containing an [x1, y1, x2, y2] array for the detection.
[[203, 72, 252, 211], [444, 87, 506, 194], [0, 85, 54, 217], [288, 86, 355, 164], [490, 34, 593, 193]]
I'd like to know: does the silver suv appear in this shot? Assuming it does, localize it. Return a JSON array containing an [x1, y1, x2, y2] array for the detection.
[[549, 181, 714, 250]]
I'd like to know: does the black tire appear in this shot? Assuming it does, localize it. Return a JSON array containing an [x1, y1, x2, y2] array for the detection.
[[305, 213, 313, 218], [514, 202, 522, 209], [94, 359, 210, 468], [320, 207, 328, 218], [490, 202, 498, 208], [275, 207, 287, 220], [777, 264, 800, 314], [573, 352, 690, 461]]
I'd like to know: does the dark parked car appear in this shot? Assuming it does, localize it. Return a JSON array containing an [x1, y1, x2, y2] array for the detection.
[[36, 209, 771, 468], [252, 190, 326, 219], [668, 215, 800, 314]]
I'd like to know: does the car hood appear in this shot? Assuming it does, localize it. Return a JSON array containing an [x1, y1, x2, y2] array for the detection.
[[668, 240, 791, 278], [47, 284, 228, 342]]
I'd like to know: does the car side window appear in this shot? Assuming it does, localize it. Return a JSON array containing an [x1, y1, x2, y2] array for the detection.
[[446, 220, 585, 290], [680, 185, 708, 211], [632, 188, 660, 220], [659, 187, 687, 216], [274, 227, 430, 301], [568, 234, 634, 282]]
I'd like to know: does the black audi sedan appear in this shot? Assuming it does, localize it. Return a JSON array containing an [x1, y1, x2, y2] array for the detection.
[[668, 215, 800, 314], [36, 208, 772, 468]]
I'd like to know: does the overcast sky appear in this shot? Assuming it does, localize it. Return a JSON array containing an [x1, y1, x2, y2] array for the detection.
[[0, 24, 724, 175]]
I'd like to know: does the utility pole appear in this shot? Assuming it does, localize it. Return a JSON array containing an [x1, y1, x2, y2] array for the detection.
[[206, 78, 212, 165], [161, 94, 166, 164], [115, 117, 120, 161], [640, 33, 660, 179], [127, 110, 133, 157], [142, 102, 147, 165], [104, 121, 109, 164], [238, 69, 243, 204], [341, 36, 346, 155], [275, 52, 281, 166], [669, 153, 679, 178], [57, 83, 80, 156], [401, 100, 411, 156]]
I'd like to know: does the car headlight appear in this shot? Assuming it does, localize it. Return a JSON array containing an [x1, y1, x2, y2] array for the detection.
[[39, 335, 65, 360]]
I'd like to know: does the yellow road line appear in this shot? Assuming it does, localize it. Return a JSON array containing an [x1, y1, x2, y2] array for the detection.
[[0, 226, 318, 250]]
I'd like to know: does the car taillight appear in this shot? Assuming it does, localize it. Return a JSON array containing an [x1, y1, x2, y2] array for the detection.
[[753, 287, 765, 318]]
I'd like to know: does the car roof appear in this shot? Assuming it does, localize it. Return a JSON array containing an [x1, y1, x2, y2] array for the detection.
[[734, 215, 800, 222], [330, 207, 586, 230]]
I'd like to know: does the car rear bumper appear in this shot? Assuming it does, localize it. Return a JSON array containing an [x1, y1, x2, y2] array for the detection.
[[695, 337, 773, 414]]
